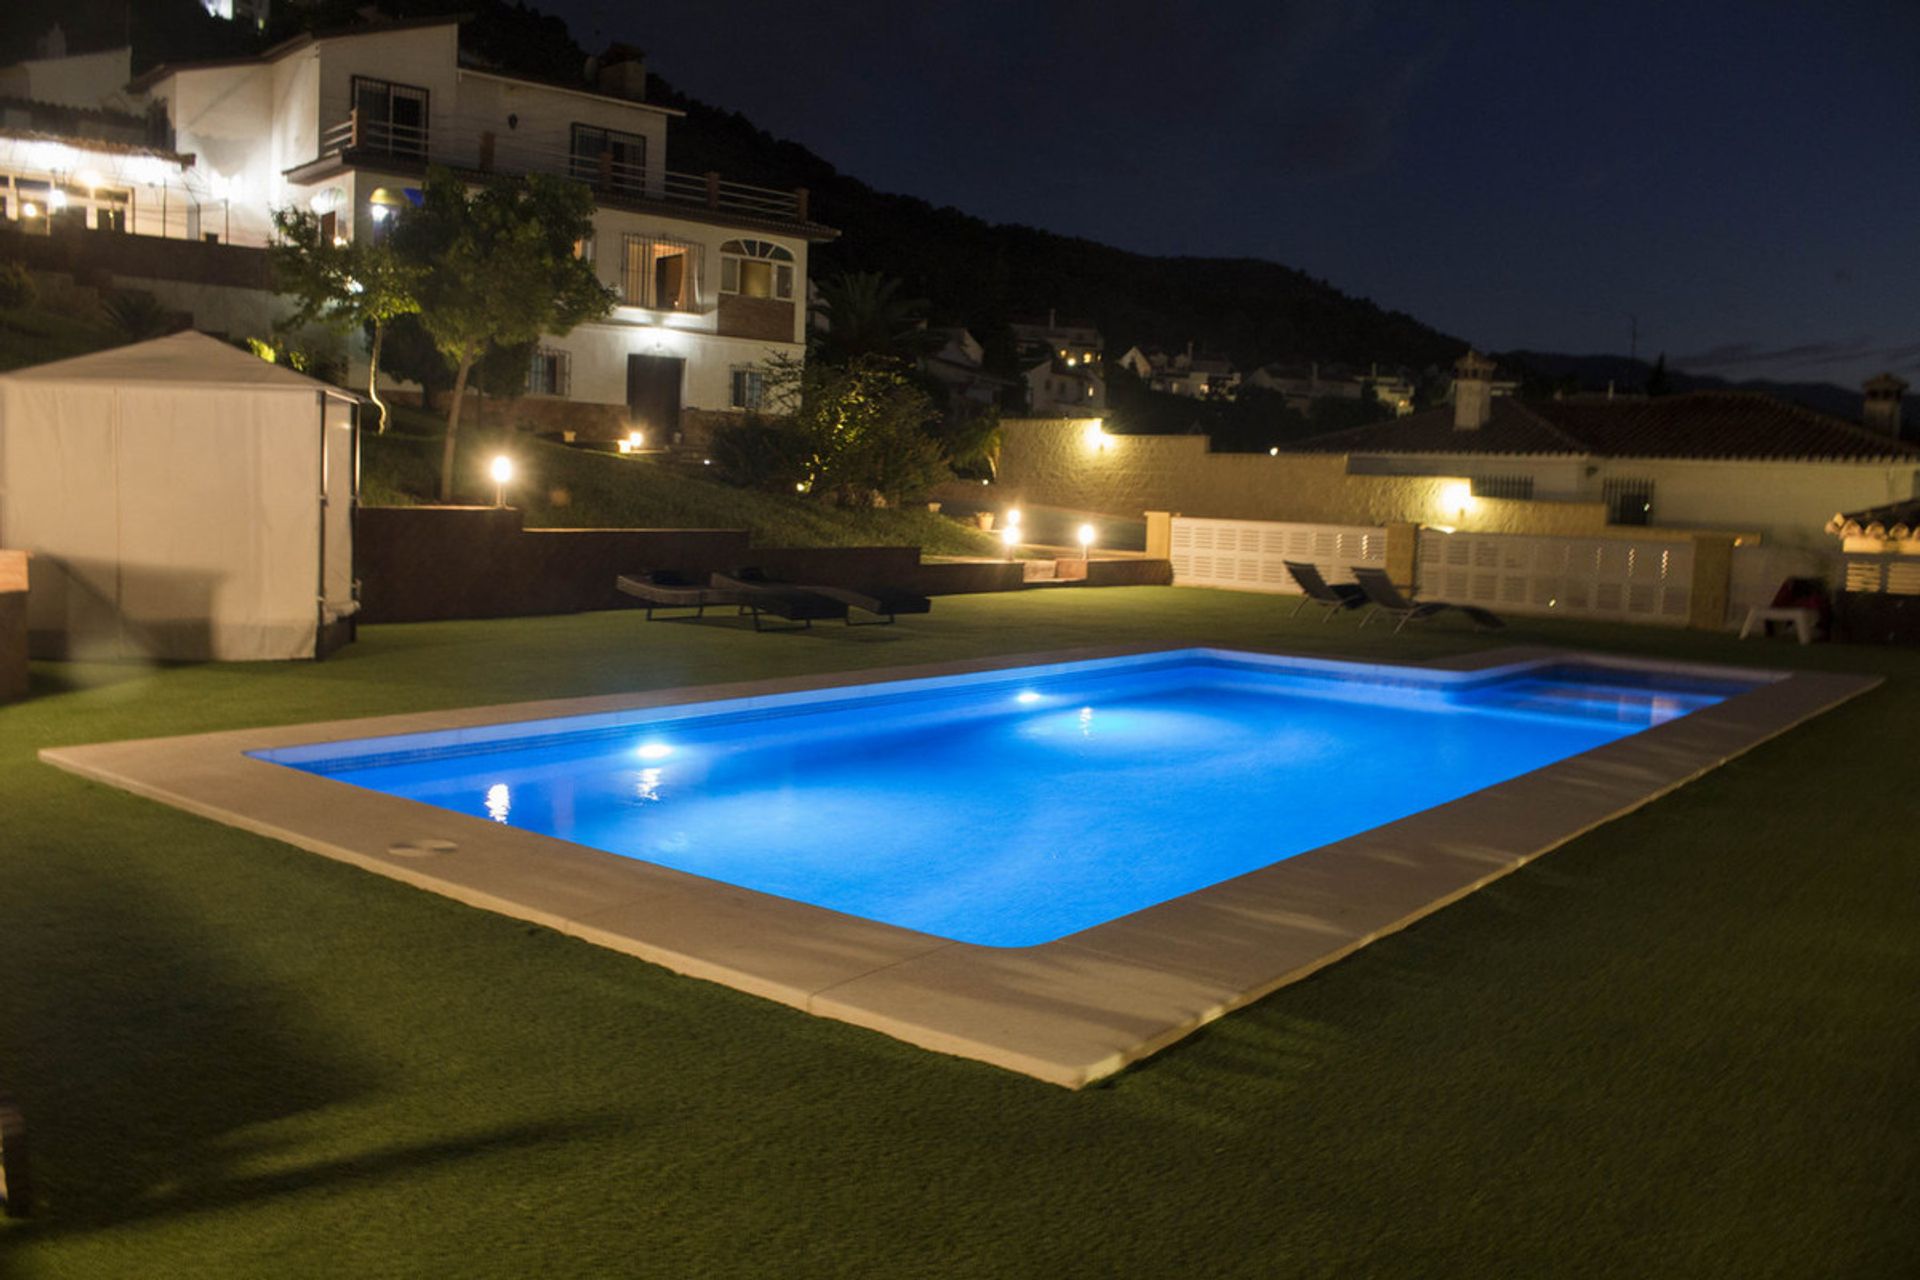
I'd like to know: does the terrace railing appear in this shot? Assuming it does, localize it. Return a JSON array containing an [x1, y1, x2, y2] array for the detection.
[[318, 110, 811, 224]]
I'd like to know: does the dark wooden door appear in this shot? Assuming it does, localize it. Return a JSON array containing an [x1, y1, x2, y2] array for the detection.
[[626, 354, 685, 440]]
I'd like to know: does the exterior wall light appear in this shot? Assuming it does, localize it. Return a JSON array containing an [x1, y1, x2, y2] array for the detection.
[[1082, 422, 1108, 451], [1001, 523, 1020, 561], [1440, 480, 1474, 523], [1077, 523, 1095, 560], [618, 430, 644, 455], [490, 455, 514, 507]]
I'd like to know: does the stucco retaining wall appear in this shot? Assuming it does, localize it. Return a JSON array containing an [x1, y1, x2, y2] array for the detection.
[[992, 419, 1615, 535]]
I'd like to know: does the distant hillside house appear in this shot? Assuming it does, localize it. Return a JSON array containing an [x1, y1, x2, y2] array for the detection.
[[1119, 342, 1239, 400], [0, 16, 836, 441], [919, 326, 1017, 413], [1024, 356, 1106, 417], [1011, 310, 1103, 370], [1245, 362, 1419, 416], [1284, 352, 1920, 552]]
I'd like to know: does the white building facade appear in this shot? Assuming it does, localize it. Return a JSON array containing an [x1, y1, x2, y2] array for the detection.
[[2, 18, 836, 438]]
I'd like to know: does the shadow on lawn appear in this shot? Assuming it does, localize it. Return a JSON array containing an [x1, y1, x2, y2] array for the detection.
[[0, 851, 616, 1249]]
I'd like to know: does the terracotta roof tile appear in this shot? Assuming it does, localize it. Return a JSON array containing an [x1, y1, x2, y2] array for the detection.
[[1286, 392, 1918, 462]]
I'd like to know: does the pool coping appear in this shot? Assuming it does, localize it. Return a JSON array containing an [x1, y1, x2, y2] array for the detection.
[[38, 645, 1878, 1088]]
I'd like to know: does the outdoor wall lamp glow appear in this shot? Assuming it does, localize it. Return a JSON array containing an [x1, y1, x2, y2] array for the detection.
[[490, 455, 514, 508], [1001, 523, 1020, 561], [618, 430, 644, 455], [1077, 523, 1095, 559], [1082, 421, 1109, 451], [1440, 480, 1474, 522]]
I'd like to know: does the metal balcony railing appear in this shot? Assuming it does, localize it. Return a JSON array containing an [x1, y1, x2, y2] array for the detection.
[[318, 110, 811, 224]]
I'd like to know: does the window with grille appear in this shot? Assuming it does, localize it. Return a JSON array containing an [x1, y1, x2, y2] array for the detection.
[[350, 77, 428, 158], [1603, 478, 1655, 525], [527, 348, 569, 397], [569, 124, 647, 196], [621, 235, 702, 310], [730, 367, 766, 410], [1472, 474, 1534, 500], [719, 238, 795, 300]]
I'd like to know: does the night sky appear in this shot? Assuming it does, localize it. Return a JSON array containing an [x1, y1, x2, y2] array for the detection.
[[547, 1, 1918, 388]]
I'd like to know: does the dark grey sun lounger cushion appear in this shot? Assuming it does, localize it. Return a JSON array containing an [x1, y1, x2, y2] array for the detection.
[[1350, 566, 1504, 633], [1282, 560, 1366, 622]]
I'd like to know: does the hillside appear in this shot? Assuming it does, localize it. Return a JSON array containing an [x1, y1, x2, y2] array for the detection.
[[654, 83, 1463, 375], [21, 0, 1461, 378], [1495, 350, 1874, 423]]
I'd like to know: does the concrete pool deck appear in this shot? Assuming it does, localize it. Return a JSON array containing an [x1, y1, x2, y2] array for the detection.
[[38, 645, 1876, 1087]]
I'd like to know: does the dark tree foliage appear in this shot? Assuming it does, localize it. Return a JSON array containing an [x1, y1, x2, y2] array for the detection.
[[1646, 352, 1671, 396], [709, 419, 811, 493], [376, 312, 455, 412]]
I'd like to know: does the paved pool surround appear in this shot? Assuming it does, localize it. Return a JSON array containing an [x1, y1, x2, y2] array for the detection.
[[39, 646, 1875, 1087]]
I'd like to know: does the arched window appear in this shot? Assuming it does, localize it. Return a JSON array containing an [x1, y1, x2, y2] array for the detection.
[[720, 238, 794, 300]]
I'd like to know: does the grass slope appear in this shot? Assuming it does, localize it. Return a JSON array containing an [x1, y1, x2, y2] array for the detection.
[[0, 306, 118, 374], [2, 592, 1915, 1277], [363, 407, 999, 556]]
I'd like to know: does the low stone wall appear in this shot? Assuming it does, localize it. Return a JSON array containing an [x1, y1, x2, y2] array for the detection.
[[354, 507, 1034, 623], [1, 551, 28, 702], [1, 225, 273, 290]]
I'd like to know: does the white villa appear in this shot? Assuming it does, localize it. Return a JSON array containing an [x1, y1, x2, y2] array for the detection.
[[0, 17, 837, 439]]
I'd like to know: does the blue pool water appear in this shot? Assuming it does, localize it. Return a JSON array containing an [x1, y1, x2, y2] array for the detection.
[[254, 651, 1752, 946]]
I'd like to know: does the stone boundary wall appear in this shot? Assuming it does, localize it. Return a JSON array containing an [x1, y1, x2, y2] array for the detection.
[[353, 507, 1034, 623], [1, 226, 273, 291], [994, 419, 1619, 537]]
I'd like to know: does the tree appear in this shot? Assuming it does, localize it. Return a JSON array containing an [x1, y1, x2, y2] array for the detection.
[[392, 167, 614, 500], [374, 312, 454, 413], [1646, 352, 1671, 397], [270, 206, 422, 433], [811, 272, 934, 365], [768, 353, 949, 506]]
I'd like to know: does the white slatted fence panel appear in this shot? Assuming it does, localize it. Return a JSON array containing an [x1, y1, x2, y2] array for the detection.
[[1169, 518, 1388, 593], [1418, 530, 1694, 625]]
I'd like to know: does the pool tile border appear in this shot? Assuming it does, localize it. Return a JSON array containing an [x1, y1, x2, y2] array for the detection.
[[38, 646, 1877, 1087]]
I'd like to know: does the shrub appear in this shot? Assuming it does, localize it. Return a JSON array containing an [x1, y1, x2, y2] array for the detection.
[[0, 262, 36, 310], [710, 418, 811, 492], [101, 291, 179, 341]]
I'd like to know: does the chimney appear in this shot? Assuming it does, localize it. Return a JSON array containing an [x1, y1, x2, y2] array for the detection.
[[1862, 372, 1908, 437], [594, 44, 648, 101], [1453, 349, 1496, 430]]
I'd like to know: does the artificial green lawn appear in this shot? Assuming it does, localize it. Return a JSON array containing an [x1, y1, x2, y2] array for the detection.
[[2, 589, 1914, 1277], [361, 406, 1002, 558]]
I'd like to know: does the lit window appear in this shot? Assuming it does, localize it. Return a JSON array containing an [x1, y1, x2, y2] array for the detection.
[[622, 235, 701, 310], [719, 239, 795, 300]]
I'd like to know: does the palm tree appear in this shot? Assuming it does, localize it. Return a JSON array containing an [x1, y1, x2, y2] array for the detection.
[[811, 272, 934, 365]]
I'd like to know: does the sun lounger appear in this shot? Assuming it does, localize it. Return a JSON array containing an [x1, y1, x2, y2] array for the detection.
[[1282, 560, 1366, 621], [716, 567, 932, 626], [616, 569, 740, 619], [1351, 567, 1504, 634], [617, 570, 848, 630], [705, 572, 849, 631]]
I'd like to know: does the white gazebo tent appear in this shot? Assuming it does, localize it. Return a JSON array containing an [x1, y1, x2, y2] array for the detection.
[[0, 331, 360, 661]]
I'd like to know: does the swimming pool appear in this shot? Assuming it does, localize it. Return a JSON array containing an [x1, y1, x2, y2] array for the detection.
[[253, 650, 1749, 947], [43, 645, 1871, 1085]]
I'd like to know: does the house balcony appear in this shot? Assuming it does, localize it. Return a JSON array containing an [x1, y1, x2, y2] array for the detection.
[[297, 111, 821, 233]]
